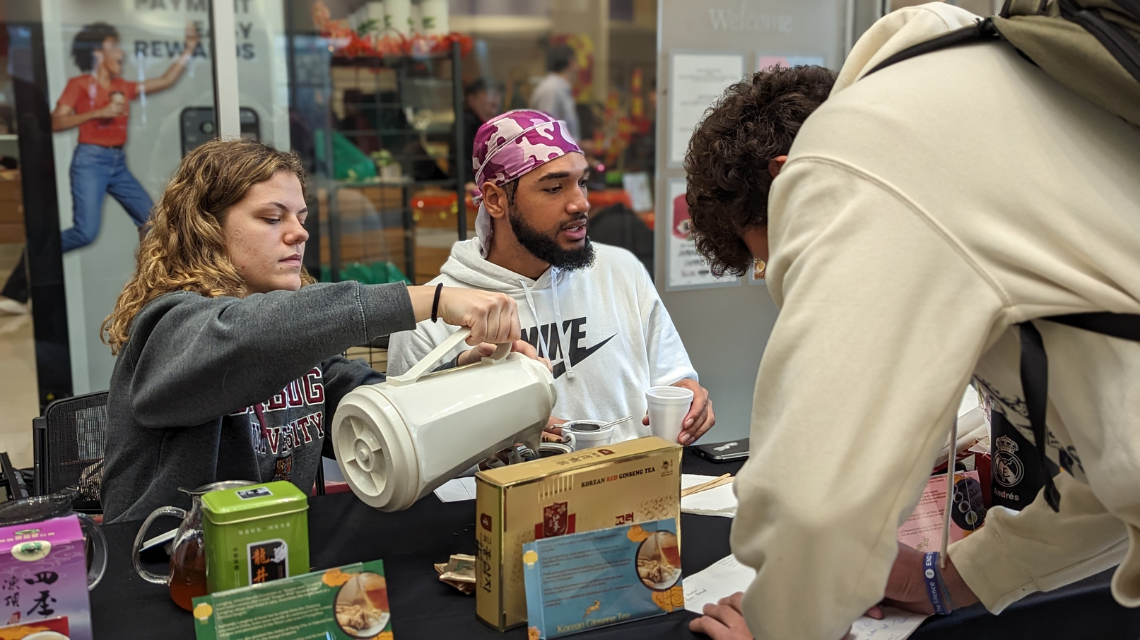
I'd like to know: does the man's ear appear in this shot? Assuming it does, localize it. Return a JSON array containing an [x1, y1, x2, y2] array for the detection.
[[482, 182, 509, 220], [768, 155, 788, 179]]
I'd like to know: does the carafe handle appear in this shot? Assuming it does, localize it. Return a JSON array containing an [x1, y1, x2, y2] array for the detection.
[[389, 327, 510, 386], [131, 506, 187, 585]]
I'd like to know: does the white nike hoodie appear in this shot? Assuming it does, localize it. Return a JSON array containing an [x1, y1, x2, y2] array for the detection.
[[387, 238, 698, 442]]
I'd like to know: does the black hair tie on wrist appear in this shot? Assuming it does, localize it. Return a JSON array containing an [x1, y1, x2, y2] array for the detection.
[[431, 283, 443, 323]]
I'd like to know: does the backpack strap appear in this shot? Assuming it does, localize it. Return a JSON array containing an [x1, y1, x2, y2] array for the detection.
[[1057, 0, 1140, 82], [1019, 313, 1140, 512], [1017, 322, 1062, 511], [1048, 311, 1140, 340], [863, 18, 1000, 79]]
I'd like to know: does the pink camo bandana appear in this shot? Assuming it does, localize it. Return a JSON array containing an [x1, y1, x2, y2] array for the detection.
[[471, 109, 582, 257]]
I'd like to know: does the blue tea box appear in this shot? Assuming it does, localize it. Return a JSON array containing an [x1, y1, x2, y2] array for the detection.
[[522, 518, 683, 639]]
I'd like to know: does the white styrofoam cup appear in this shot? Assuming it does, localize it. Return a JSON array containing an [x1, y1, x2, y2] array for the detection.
[[645, 386, 693, 444]]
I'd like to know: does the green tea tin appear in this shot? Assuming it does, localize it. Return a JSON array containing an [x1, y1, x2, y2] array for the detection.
[[201, 481, 310, 593]]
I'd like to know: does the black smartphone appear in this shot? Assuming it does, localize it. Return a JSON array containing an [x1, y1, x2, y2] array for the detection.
[[693, 438, 749, 462]]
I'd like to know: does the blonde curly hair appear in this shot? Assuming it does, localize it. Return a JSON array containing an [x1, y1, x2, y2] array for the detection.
[[102, 138, 313, 354]]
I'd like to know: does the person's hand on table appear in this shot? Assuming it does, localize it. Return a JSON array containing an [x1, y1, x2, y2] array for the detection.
[[691, 592, 859, 640], [863, 542, 979, 619], [642, 378, 715, 445], [690, 592, 752, 639]]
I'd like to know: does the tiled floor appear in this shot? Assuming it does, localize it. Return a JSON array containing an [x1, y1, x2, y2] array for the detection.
[[0, 242, 38, 469]]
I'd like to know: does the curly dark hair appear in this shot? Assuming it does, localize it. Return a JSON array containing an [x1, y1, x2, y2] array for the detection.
[[684, 65, 837, 277], [72, 22, 119, 73]]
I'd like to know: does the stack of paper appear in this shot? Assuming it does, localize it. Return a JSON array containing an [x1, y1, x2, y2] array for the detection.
[[684, 555, 928, 640], [433, 477, 477, 502], [681, 474, 737, 517], [683, 554, 755, 612]]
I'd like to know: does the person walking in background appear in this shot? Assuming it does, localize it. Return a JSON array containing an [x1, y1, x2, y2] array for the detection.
[[53, 21, 198, 252], [529, 44, 580, 140], [461, 78, 501, 184]]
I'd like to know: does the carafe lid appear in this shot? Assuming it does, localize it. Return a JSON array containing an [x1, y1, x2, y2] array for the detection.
[[332, 387, 419, 512]]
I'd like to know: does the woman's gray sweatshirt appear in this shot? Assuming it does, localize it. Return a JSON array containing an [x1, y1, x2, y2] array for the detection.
[[101, 281, 414, 523]]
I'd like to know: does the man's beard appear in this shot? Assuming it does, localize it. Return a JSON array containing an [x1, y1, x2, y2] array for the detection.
[[508, 206, 596, 271]]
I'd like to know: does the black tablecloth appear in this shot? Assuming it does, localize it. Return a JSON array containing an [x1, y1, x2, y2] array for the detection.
[[91, 451, 1140, 639]]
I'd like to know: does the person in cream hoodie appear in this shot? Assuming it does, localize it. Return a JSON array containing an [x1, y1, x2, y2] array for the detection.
[[683, 4, 1140, 640], [388, 110, 714, 445]]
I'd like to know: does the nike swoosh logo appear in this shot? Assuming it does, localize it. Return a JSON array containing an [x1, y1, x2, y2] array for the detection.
[[553, 334, 617, 379]]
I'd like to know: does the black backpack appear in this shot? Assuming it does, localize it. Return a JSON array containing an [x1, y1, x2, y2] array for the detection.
[[867, 0, 1140, 512]]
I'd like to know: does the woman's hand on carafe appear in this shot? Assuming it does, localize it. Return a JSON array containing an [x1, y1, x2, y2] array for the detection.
[[410, 286, 521, 345], [439, 288, 520, 345]]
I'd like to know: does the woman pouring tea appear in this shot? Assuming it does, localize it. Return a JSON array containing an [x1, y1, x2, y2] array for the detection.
[[100, 139, 534, 524]]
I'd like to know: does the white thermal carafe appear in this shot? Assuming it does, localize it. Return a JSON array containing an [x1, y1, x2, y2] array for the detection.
[[331, 328, 557, 511]]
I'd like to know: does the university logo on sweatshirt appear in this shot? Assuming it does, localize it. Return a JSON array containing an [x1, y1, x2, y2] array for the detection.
[[521, 316, 617, 379], [229, 367, 327, 458]]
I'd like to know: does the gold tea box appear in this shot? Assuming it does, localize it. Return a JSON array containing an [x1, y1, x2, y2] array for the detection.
[[474, 436, 682, 631]]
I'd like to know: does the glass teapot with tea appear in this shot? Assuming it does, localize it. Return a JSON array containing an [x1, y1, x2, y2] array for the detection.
[[131, 480, 253, 610]]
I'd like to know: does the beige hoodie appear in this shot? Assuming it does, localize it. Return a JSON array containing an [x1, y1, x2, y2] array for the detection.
[[732, 4, 1140, 639]]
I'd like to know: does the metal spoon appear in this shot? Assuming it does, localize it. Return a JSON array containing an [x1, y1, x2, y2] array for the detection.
[[565, 415, 632, 432]]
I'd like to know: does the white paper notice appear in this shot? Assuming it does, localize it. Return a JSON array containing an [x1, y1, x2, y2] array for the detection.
[[666, 179, 738, 290], [849, 608, 928, 640], [622, 171, 654, 212], [669, 53, 745, 165], [433, 477, 477, 502], [681, 474, 737, 517], [684, 554, 755, 613], [685, 555, 928, 640]]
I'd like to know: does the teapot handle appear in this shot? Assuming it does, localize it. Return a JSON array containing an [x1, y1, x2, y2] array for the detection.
[[131, 506, 186, 585], [389, 328, 510, 387]]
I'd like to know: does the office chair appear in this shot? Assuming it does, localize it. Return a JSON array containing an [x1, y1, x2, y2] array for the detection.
[[32, 391, 108, 513], [32, 389, 332, 506]]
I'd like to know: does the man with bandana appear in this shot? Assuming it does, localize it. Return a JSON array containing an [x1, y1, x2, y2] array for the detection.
[[388, 110, 714, 445]]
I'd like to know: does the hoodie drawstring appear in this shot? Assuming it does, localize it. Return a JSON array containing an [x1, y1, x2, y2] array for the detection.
[[519, 278, 549, 360], [939, 416, 957, 568], [550, 271, 574, 379], [519, 271, 574, 380]]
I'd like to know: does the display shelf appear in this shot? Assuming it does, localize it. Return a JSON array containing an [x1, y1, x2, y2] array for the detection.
[[319, 40, 467, 287]]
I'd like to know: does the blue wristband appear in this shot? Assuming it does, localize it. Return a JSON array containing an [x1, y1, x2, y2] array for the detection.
[[923, 552, 953, 615]]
